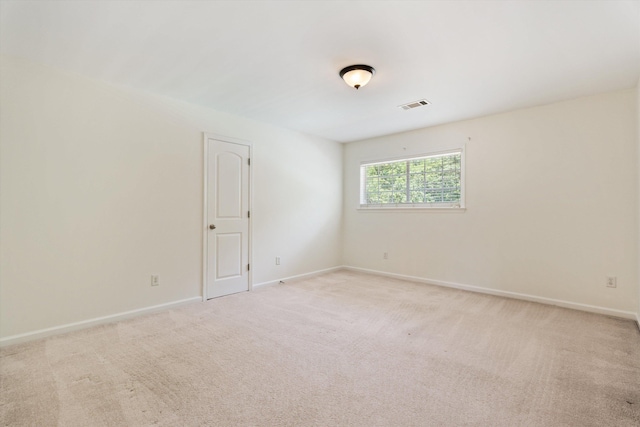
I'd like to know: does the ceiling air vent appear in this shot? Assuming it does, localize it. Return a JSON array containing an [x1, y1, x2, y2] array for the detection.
[[399, 99, 431, 110]]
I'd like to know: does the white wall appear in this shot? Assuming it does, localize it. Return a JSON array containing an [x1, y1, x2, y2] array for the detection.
[[0, 56, 343, 339], [344, 90, 638, 313], [637, 79, 640, 322]]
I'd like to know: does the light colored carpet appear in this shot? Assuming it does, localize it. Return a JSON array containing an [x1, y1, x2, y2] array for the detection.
[[1, 270, 639, 426]]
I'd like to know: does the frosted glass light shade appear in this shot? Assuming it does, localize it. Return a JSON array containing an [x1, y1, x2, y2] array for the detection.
[[340, 65, 375, 90]]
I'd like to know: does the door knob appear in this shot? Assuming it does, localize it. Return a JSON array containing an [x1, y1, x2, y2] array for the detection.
[[209, 224, 216, 230]]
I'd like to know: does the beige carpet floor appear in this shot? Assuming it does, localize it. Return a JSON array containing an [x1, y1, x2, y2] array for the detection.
[[1, 270, 639, 426]]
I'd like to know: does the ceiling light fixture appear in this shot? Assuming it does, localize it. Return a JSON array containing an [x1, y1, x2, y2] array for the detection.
[[339, 64, 375, 90]]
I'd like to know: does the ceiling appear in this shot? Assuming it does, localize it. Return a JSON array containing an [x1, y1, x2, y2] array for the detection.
[[1, 1, 639, 143]]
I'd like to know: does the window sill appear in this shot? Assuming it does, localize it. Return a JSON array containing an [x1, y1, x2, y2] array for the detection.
[[357, 206, 466, 213]]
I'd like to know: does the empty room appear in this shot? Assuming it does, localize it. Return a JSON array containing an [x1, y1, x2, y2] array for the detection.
[[1, 1, 639, 426]]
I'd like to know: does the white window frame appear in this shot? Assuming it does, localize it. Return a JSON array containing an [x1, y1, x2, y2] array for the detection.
[[358, 148, 465, 211]]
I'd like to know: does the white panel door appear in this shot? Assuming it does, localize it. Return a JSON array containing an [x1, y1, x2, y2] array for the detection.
[[207, 138, 250, 298]]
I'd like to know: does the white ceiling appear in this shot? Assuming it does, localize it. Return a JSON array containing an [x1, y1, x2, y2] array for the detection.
[[1, 0, 639, 142]]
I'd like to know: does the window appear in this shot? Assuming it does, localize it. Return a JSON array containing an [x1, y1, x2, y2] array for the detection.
[[360, 150, 464, 209]]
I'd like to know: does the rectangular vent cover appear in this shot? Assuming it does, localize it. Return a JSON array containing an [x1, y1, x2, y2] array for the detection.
[[399, 99, 431, 110]]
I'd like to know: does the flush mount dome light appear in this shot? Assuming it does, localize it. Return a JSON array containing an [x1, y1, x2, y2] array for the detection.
[[339, 64, 375, 90]]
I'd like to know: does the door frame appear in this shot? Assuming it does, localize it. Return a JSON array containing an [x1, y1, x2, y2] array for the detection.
[[202, 133, 253, 301]]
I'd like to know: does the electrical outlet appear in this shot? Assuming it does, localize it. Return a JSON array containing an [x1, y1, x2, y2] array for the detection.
[[383, 252, 388, 260], [151, 275, 160, 286], [276, 256, 281, 265], [606, 276, 617, 288]]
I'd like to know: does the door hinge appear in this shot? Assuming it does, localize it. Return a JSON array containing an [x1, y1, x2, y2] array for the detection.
[[247, 264, 250, 271], [248, 211, 250, 218], [248, 158, 251, 166]]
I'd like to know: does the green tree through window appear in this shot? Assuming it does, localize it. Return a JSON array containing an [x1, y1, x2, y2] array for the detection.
[[361, 151, 462, 207]]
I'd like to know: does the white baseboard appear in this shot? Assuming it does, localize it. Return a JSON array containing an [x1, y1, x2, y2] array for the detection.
[[0, 297, 202, 348], [343, 266, 638, 320], [4, 267, 636, 346], [253, 266, 343, 289]]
